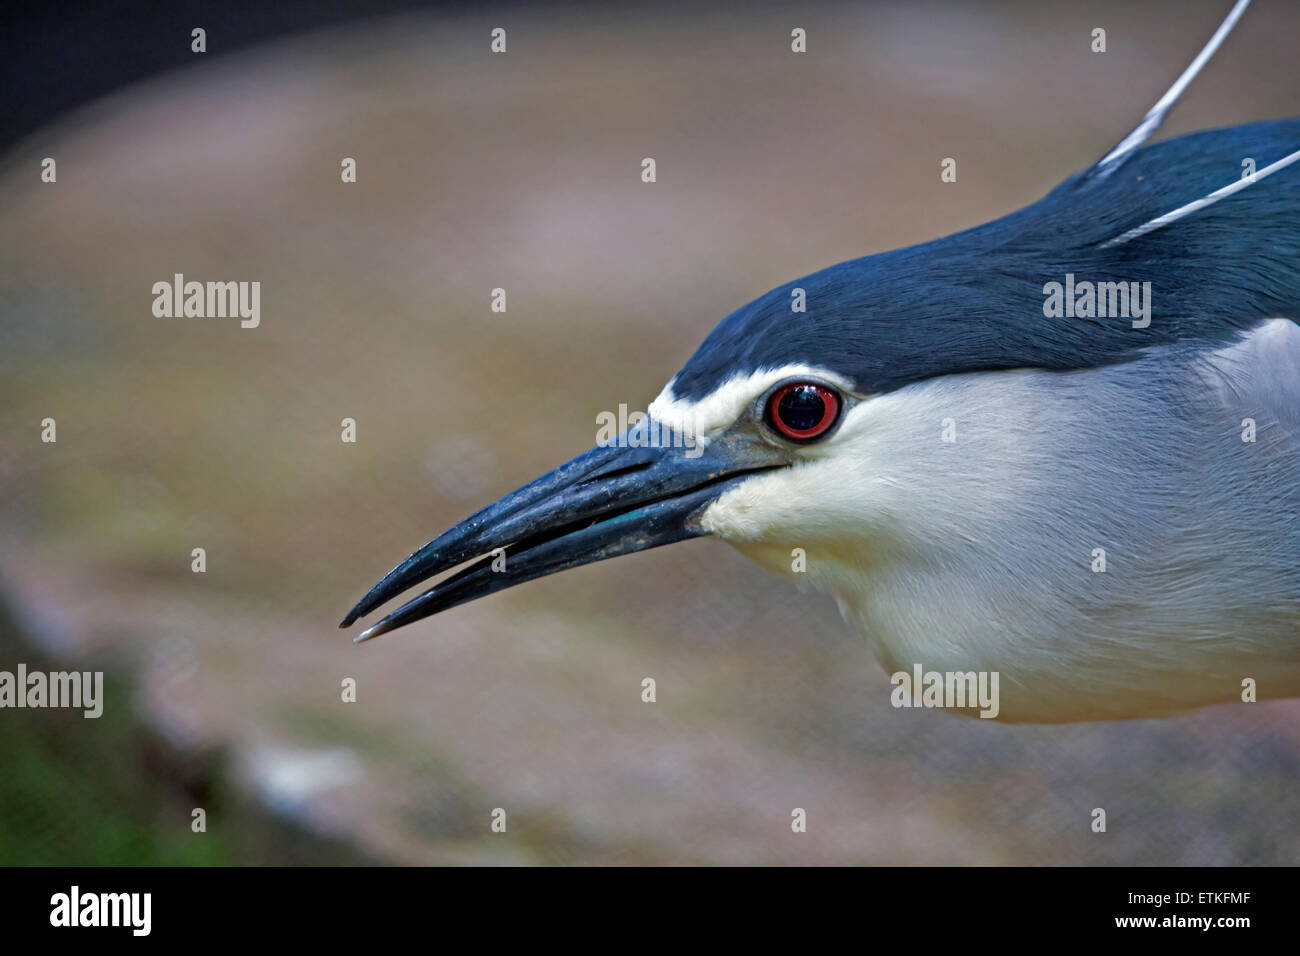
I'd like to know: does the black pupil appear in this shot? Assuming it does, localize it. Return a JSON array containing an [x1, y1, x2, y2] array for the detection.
[[778, 386, 826, 432]]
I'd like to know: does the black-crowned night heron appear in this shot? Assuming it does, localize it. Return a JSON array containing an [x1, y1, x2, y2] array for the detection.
[[343, 0, 1298, 722]]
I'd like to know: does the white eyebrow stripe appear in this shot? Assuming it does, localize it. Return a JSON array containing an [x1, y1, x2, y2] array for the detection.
[[1093, 0, 1252, 178], [1100, 147, 1300, 247]]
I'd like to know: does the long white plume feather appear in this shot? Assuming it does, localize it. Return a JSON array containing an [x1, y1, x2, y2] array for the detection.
[[1101, 147, 1300, 247], [1092, 0, 1251, 179]]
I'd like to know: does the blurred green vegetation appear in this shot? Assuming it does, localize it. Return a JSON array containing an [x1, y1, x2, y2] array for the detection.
[[0, 597, 371, 865]]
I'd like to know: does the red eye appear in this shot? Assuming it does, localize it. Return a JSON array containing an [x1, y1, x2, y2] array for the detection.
[[766, 382, 841, 441]]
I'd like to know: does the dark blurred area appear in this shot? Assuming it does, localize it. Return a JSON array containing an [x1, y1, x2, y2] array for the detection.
[[1, 1, 1298, 865], [0, 0, 440, 148]]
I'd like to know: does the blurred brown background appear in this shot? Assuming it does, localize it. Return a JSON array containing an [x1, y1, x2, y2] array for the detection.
[[2, 0, 1299, 865]]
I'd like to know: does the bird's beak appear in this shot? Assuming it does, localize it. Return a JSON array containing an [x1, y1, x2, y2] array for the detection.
[[341, 418, 787, 642]]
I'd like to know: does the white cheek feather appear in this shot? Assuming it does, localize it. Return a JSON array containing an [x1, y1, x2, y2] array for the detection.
[[697, 321, 1300, 722]]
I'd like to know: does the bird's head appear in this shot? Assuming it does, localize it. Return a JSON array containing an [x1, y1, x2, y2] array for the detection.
[[338, 202, 1044, 645]]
